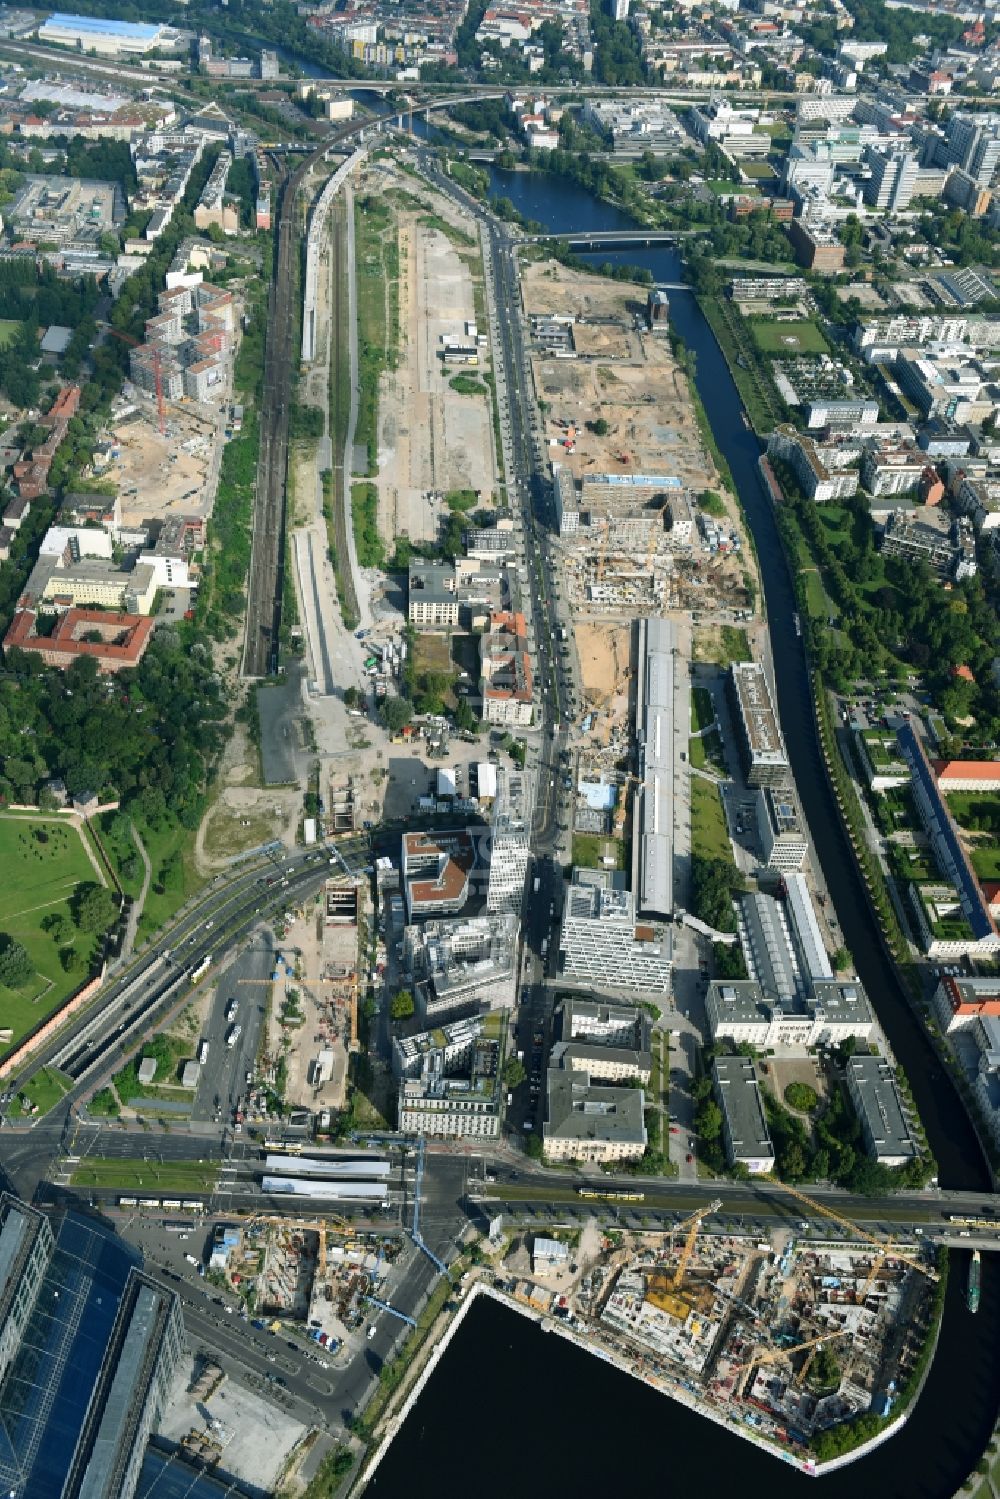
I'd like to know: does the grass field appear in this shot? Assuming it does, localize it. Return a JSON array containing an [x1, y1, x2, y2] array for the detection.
[[136, 820, 201, 943], [0, 320, 20, 349], [0, 815, 104, 1050], [750, 318, 829, 357], [971, 847, 1000, 880], [572, 832, 625, 870], [8, 1066, 72, 1119], [691, 777, 731, 862], [70, 1158, 220, 1193]]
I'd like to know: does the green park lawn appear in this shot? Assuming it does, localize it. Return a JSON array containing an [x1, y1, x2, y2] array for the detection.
[[572, 832, 625, 870], [0, 815, 104, 1050], [7, 1066, 73, 1119], [750, 318, 830, 357], [691, 778, 732, 862], [0, 320, 20, 349]]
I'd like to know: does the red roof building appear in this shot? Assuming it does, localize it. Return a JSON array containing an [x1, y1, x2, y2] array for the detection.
[[4, 609, 155, 674]]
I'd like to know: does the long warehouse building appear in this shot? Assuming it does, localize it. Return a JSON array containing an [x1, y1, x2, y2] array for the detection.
[[260, 1177, 391, 1202], [634, 615, 686, 920], [263, 1155, 391, 1178]]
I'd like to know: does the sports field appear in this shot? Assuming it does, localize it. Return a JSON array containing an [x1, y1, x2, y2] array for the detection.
[[0, 815, 103, 1050], [750, 318, 829, 356]]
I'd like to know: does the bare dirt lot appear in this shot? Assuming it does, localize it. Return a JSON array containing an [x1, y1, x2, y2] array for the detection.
[[522, 260, 716, 493], [374, 166, 498, 545]]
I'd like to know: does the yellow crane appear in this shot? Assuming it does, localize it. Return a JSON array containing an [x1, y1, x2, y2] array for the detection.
[[733, 1328, 847, 1376], [670, 1199, 724, 1293], [760, 1177, 939, 1283], [256, 1213, 351, 1276]]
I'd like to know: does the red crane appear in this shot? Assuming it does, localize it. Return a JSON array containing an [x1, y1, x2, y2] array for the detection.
[[98, 321, 167, 435]]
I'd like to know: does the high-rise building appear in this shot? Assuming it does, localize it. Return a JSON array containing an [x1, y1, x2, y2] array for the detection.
[[486, 766, 533, 916], [0, 1195, 183, 1499], [944, 113, 1000, 187], [863, 146, 919, 211]]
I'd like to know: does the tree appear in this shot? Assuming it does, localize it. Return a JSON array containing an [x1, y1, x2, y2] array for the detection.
[[0, 937, 32, 988], [586, 417, 609, 437], [343, 686, 361, 710], [42, 913, 73, 946], [831, 945, 851, 972], [695, 1098, 722, 1141], [504, 1056, 526, 1088], [785, 1081, 819, 1112], [73, 882, 118, 934], [390, 990, 414, 1021], [382, 697, 412, 734]]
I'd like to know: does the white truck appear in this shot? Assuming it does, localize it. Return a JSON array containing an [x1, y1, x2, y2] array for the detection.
[[197, 1040, 209, 1064], [225, 1024, 241, 1048]]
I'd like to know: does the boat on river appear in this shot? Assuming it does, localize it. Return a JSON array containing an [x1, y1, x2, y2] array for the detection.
[[968, 1248, 981, 1314]]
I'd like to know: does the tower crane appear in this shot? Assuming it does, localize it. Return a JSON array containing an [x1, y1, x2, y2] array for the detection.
[[760, 1177, 939, 1283], [668, 1199, 723, 1294], [732, 1328, 847, 1376]]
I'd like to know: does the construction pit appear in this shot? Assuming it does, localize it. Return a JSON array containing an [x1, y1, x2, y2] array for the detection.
[[108, 405, 220, 528], [504, 1214, 940, 1461], [259, 880, 363, 1116]]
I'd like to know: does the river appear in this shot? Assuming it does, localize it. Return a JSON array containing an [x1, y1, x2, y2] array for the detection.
[[368, 162, 1000, 1497]]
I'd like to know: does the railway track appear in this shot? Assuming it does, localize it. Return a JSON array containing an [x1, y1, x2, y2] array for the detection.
[[328, 197, 360, 626], [242, 161, 297, 679], [242, 127, 366, 679]]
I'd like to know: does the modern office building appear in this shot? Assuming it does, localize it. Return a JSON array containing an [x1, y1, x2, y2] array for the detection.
[[551, 996, 653, 1082], [754, 786, 808, 872], [706, 977, 874, 1050], [403, 912, 519, 1020], [401, 831, 476, 920], [712, 1056, 775, 1174], [559, 868, 673, 994], [943, 112, 1000, 187], [543, 1061, 647, 1164], [728, 661, 790, 788], [0, 1200, 53, 1389], [486, 767, 532, 915], [0, 1196, 183, 1499], [393, 1015, 503, 1139], [844, 1055, 919, 1166]]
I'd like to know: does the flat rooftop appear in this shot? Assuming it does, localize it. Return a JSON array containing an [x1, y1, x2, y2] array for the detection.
[[544, 1066, 647, 1147], [731, 660, 788, 766]]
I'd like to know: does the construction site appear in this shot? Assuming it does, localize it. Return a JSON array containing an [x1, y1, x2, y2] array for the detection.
[[202, 1213, 403, 1356], [521, 260, 753, 619], [258, 877, 364, 1116], [497, 1187, 941, 1463], [108, 402, 221, 529]]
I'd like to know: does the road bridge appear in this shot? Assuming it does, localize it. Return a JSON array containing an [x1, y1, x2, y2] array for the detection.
[[523, 228, 693, 248]]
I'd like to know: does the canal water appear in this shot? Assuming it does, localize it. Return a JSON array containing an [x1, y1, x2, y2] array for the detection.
[[369, 162, 1000, 1497]]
